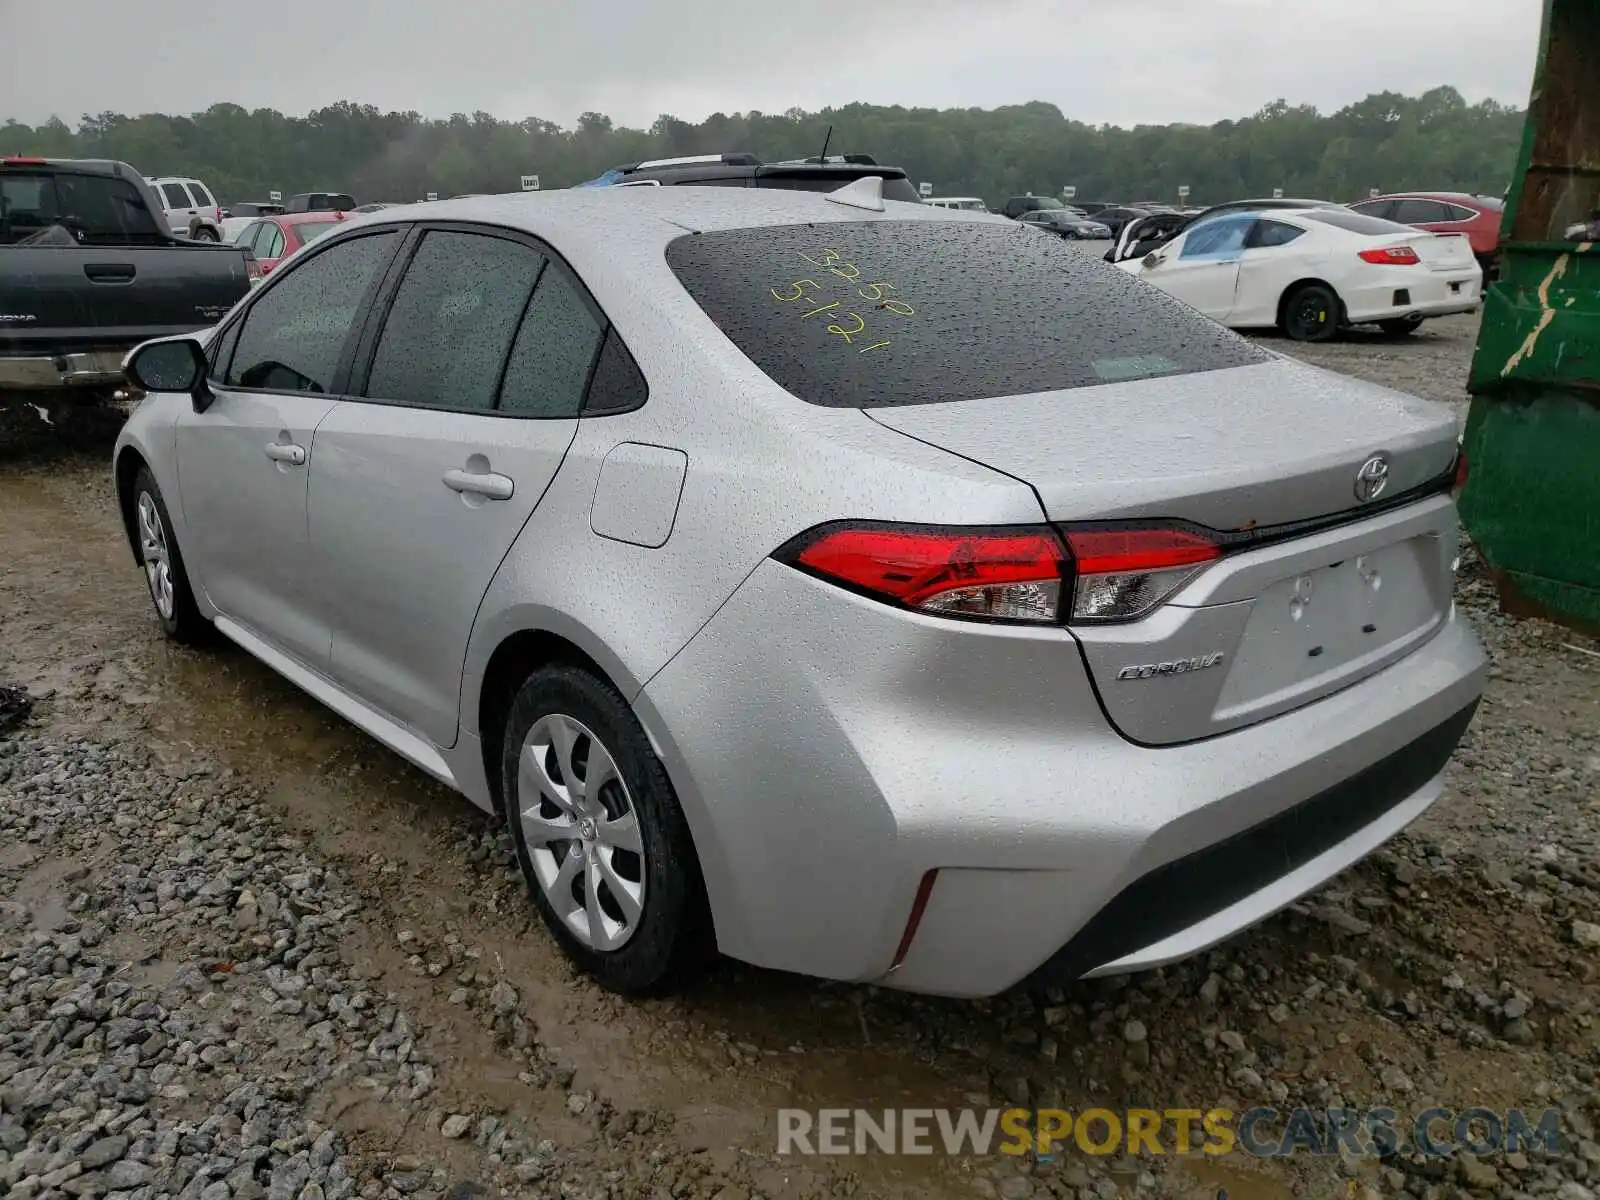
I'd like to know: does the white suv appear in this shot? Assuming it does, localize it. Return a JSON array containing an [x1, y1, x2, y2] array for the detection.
[[147, 176, 223, 241]]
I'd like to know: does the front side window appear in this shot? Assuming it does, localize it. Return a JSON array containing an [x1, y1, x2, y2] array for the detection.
[[1349, 200, 1393, 219], [1179, 215, 1253, 259], [226, 231, 398, 394], [364, 230, 546, 411], [666, 219, 1268, 408]]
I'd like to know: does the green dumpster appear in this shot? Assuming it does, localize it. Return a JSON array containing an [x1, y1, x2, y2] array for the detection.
[[1461, 0, 1600, 636]]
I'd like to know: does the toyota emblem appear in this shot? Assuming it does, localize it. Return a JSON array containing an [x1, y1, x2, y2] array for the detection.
[[1354, 454, 1390, 503]]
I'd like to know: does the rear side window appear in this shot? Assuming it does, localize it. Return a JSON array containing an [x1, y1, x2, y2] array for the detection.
[[1393, 199, 1452, 224], [499, 265, 605, 418], [364, 230, 544, 412], [1246, 219, 1305, 248], [666, 220, 1268, 408], [583, 329, 649, 414], [188, 182, 215, 207], [160, 183, 189, 209], [1, 171, 164, 245], [1304, 210, 1417, 236]]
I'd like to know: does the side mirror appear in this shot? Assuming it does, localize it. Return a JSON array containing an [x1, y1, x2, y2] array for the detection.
[[1142, 251, 1165, 269], [125, 338, 213, 412]]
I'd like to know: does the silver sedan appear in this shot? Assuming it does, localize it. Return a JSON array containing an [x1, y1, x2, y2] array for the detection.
[[113, 181, 1487, 998]]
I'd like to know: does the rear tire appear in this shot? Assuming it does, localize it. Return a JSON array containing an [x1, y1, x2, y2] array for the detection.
[[1281, 283, 1341, 343], [191, 225, 218, 242], [501, 663, 711, 995], [131, 467, 208, 644], [1378, 315, 1425, 336]]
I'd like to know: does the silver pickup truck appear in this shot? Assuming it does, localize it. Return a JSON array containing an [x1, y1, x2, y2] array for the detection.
[[1, 157, 252, 400]]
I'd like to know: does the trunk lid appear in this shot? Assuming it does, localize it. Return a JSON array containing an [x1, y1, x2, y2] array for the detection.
[[1406, 230, 1476, 272], [865, 357, 1458, 530], [866, 356, 1462, 744]]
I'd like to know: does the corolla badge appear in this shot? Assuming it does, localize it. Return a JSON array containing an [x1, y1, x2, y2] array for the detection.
[[1116, 651, 1225, 681], [1354, 454, 1390, 503]]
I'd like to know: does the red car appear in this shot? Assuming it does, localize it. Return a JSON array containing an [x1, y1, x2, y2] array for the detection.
[[232, 209, 354, 279], [1348, 191, 1505, 270]]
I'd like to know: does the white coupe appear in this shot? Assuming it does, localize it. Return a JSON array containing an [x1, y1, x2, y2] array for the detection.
[[1114, 207, 1482, 342]]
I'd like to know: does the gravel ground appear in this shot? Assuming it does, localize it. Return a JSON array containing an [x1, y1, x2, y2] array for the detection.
[[2, 312, 1599, 1200]]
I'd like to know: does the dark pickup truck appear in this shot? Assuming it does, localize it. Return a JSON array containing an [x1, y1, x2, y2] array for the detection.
[[1, 156, 251, 398]]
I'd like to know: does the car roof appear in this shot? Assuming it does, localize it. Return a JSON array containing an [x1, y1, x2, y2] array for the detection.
[[346, 186, 1005, 268], [275, 210, 354, 226], [1370, 190, 1497, 206]]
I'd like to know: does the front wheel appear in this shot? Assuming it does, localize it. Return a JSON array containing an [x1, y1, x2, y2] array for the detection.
[[1281, 283, 1341, 343], [502, 664, 711, 995], [1378, 315, 1425, 336], [132, 467, 208, 643]]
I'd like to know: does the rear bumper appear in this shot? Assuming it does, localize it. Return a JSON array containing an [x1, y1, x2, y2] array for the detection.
[[636, 558, 1488, 997], [0, 349, 128, 390], [1029, 698, 1475, 983], [1344, 269, 1482, 322]]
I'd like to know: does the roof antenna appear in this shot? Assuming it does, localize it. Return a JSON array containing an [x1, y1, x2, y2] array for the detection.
[[817, 124, 833, 165]]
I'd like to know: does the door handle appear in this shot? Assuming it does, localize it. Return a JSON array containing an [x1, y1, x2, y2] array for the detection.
[[443, 469, 513, 501], [264, 442, 306, 466], [84, 263, 136, 283]]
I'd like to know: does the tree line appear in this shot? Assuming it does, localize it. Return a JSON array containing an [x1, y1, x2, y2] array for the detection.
[[0, 86, 1524, 209]]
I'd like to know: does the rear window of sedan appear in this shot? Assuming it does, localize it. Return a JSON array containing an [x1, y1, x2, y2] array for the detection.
[[295, 220, 341, 244], [1301, 210, 1417, 236], [664, 219, 1268, 408]]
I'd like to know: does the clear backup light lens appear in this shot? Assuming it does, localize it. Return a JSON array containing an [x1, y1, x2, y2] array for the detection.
[[1061, 527, 1222, 623], [920, 578, 1062, 622]]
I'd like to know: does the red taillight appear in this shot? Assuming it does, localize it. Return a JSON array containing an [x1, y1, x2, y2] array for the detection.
[[2, 155, 47, 165], [784, 523, 1068, 624], [1061, 527, 1221, 623], [888, 870, 939, 973], [775, 520, 1223, 626], [1359, 245, 1421, 265], [1452, 449, 1469, 492]]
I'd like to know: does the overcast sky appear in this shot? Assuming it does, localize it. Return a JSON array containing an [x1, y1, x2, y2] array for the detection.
[[1, 0, 1541, 131]]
